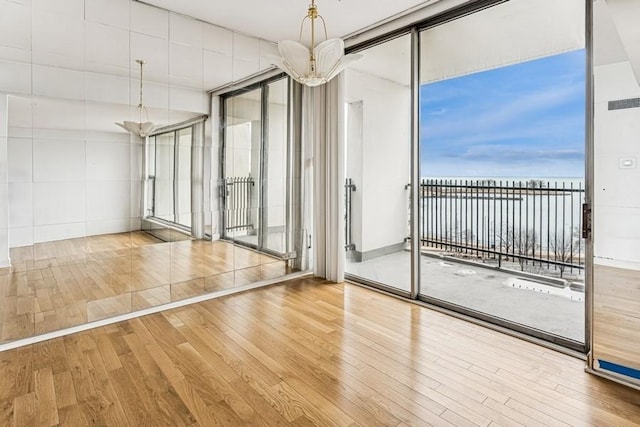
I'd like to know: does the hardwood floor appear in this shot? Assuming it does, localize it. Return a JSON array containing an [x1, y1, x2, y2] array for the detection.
[[593, 264, 640, 372], [0, 232, 292, 344], [0, 277, 639, 426]]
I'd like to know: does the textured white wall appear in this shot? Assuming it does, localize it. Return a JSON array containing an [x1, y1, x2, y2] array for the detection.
[[0, 0, 277, 249]]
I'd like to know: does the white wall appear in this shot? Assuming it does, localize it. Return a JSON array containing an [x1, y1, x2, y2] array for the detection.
[[345, 69, 411, 255], [0, 0, 277, 250], [593, 1, 640, 270], [593, 62, 640, 269]]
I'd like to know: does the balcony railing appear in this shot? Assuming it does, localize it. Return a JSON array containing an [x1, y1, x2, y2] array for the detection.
[[224, 176, 255, 232], [418, 179, 585, 276]]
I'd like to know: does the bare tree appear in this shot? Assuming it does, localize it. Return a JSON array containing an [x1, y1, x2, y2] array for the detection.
[[451, 226, 475, 254], [498, 227, 538, 271], [549, 227, 581, 278]]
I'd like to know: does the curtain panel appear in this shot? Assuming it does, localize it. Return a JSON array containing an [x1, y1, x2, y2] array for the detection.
[[303, 76, 346, 282]]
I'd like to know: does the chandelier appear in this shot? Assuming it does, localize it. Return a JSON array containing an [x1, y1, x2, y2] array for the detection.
[[270, 0, 361, 87], [115, 59, 160, 138]]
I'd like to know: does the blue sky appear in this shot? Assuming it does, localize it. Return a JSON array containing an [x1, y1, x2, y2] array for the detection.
[[420, 49, 586, 178]]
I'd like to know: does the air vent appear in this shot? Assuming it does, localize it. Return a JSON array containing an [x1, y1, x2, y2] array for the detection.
[[608, 98, 640, 110]]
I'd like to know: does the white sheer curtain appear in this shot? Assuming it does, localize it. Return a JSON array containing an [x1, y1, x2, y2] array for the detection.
[[303, 75, 346, 282]]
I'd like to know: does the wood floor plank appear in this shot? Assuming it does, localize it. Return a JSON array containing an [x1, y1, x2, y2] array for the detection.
[[93, 333, 123, 372], [60, 336, 96, 405], [13, 392, 35, 427], [222, 330, 357, 426], [53, 370, 77, 410], [34, 367, 58, 426], [482, 398, 545, 427], [122, 333, 197, 426], [226, 376, 294, 427], [57, 404, 89, 426], [0, 398, 13, 426], [0, 278, 638, 426], [143, 341, 222, 426], [208, 299, 401, 426], [82, 348, 130, 426]]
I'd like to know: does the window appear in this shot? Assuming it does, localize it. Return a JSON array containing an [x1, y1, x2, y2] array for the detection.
[[146, 120, 204, 232]]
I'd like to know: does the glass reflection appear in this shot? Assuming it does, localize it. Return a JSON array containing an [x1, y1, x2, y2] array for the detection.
[[343, 34, 413, 293], [222, 78, 296, 287], [2, 74, 299, 345]]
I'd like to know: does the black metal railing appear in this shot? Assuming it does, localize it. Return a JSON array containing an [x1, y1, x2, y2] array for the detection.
[[419, 179, 585, 276], [224, 176, 254, 231]]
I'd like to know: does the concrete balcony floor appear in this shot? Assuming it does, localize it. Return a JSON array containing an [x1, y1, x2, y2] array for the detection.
[[346, 250, 585, 343]]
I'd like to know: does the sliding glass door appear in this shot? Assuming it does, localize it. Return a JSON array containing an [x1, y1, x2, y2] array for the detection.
[[343, 34, 412, 295], [176, 128, 193, 228], [222, 76, 291, 257], [417, 0, 586, 348], [151, 132, 175, 224], [146, 122, 201, 232], [343, 0, 588, 349]]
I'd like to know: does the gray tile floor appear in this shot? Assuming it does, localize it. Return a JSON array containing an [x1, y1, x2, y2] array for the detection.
[[346, 251, 585, 342]]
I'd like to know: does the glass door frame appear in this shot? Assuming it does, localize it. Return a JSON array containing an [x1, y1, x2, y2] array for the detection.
[[144, 117, 207, 237], [219, 74, 293, 259], [344, 0, 592, 354], [151, 127, 193, 231]]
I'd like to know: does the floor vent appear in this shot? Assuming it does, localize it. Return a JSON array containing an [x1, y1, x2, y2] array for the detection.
[[608, 97, 640, 110]]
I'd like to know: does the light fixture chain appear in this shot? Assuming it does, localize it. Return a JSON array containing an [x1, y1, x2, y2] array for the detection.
[[272, 0, 360, 87], [309, 1, 317, 72], [138, 60, 144, 108], [136, 59, 146, 131]]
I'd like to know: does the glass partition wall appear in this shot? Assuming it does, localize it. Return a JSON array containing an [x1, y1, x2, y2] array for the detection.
[[220, 76, 298, 286], [344, 0, 588, 350], [1, 75, 300, 345], [222, 77, 292, 257]]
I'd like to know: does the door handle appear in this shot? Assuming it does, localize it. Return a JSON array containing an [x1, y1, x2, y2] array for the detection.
[[582, 203, 591, 239]]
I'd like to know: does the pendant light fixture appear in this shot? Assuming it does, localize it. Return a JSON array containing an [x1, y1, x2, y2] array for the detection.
[[270, 0, 361, 87], [115, 59, 160, 138]]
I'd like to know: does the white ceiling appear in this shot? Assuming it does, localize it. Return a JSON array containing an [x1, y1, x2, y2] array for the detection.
[[605, 0, 640, 84], [138, 0, 435, 42]]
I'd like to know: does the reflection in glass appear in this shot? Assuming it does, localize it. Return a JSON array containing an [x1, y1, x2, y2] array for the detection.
[[148, 126, 194, 229], [2, 76, 299, 344], [264, 78, 289, 254], [224, 88, 262, 246], [152, 132, 175, 223], [222, 77, 297, 285], [591, 0, 640, 379], [343, 34, 412, 293], [176, 128, 192, 228]]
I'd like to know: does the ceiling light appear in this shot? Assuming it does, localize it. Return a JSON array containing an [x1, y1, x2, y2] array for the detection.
[[115, 59, 160, 138], [270, 0, 361, 87]]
